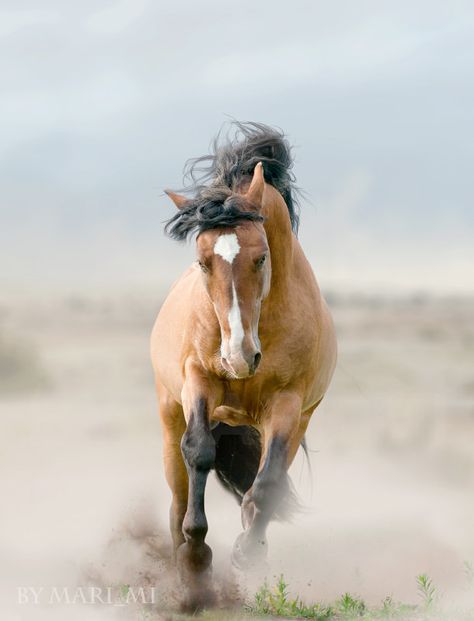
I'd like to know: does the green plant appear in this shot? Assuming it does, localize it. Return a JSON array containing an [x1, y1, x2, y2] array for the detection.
[[416, 574, 437, 609], [253, 580, 271, 615], [380, 595, 395, 616], [378, 596, 415, 618], [337, 592, 366, 616], [248, 573, 450, 620], [249, 575, 333, 619]]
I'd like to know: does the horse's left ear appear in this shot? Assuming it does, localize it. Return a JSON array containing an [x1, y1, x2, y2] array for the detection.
[[165, 190, 189, 210], [245, 162, 265, 209]]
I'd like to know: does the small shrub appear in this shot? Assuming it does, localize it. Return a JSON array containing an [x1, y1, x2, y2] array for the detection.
[[0, 332, 50, 396], [380, 595, 395, 616]]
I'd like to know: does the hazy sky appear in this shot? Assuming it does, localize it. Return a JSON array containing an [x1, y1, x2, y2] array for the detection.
[[1, 0, 473, 294]]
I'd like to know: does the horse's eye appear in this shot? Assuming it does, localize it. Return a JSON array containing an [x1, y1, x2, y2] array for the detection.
[[198, 261, 209, 274], [256, 255, 267, 269]]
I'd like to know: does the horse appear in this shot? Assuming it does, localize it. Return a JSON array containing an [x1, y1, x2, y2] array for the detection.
[[150, 122, 337, 610]]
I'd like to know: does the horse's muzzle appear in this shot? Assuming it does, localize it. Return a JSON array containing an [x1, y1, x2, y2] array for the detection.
[[221, 350, 261, 378]]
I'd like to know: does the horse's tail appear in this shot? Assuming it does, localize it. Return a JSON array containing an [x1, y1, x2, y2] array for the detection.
[[212, 422, 301, 521]]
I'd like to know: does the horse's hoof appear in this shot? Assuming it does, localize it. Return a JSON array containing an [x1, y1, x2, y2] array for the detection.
[[179, 585, 217, 614], [231, 531, 268, 570], [176, 542, 216, 610], [176, 541, 212, 575]]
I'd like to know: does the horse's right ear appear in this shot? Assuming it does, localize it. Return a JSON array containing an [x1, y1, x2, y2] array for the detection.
[[165, 190, 189, 210], [245, 162, 265, 210]]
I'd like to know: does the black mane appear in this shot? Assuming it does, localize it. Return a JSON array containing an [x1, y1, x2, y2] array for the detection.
[[164, 121, 300, 241]]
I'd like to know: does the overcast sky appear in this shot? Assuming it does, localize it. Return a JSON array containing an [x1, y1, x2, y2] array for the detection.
[[1, 0, 473, 294]]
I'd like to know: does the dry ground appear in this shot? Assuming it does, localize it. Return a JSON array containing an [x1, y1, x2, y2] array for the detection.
[[1, 290, 473, 620]]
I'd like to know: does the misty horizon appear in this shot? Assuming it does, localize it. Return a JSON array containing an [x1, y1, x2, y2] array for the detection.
[[1, 1, 473, 295]]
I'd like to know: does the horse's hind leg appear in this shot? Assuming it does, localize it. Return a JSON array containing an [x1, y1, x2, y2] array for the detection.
[[232, 391, 308, 569], [157, 386, 188, 556]]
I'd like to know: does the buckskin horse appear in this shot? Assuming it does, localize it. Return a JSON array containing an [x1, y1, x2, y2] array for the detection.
[[150, 122, 337, 609]]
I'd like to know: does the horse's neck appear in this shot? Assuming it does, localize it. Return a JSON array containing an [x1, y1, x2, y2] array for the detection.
[[262, 188, 294, 302]]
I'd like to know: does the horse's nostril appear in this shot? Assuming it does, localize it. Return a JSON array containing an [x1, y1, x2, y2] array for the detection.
[[253, 352, 262, 371]]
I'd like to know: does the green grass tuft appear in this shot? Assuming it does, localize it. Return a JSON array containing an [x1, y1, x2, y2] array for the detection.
[[247, 574, 446, 620], [416, 573, 437, 609], [337, 592, 366, 616], [248, 575, 333, 619]]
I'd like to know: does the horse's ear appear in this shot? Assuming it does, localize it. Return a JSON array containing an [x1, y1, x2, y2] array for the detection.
[[165, 190, 189, 210], [245, 162, 265, 209]]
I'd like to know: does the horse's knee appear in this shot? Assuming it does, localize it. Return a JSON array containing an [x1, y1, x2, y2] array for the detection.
[[180, 408, 216, 471], [181, 431, 215, 470]]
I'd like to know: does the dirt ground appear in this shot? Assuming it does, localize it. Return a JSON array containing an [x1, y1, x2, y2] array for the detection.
[[1, 290, 473, 620]]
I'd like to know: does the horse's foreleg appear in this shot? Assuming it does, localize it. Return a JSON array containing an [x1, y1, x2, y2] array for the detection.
[[158, 389, 188, 556], [179, 398, 215, 571], [176, 363, 221, 610], [232, 391, 304, 568]]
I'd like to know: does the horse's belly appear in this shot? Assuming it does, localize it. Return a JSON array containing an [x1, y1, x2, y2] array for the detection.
[[303, 299, 337, 410]]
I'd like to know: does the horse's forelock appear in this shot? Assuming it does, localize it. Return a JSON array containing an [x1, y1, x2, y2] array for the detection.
[[164, 195, 264, 242]]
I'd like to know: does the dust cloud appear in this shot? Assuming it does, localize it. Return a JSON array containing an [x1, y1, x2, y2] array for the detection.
[[1, 290, 473, 619]]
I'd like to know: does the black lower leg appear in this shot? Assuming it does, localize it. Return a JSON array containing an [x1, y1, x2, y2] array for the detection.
[[246, 435, 289, 530], [178, 398, 216, 574], [233, 436, 289, 568]]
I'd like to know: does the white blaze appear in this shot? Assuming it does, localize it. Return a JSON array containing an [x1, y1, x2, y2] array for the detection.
[[213, 233, 245, 362], [213, 233, 240, 264], [227, 282, 245, 355]]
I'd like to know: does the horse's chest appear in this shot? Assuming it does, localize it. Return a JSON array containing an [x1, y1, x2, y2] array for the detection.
[[210, 381, 269, 427]]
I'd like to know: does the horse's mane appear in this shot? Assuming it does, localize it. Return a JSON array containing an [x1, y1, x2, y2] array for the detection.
[[164, 121, 300, 241]]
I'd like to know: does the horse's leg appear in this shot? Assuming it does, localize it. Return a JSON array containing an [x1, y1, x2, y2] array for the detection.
[[232, 391, 308, 568], [176, 361, 221, 610], [157, 386, 188, 556]]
